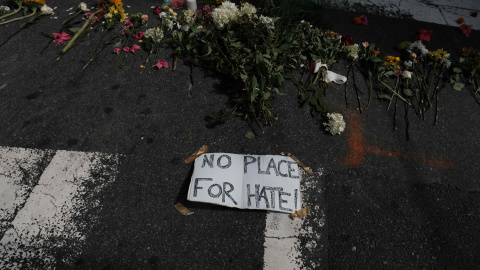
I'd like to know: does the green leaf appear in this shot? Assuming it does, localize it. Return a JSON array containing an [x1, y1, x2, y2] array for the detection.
[[376, 94, 392, 101], [403, 89, 413, 97], [245, 131, 255, 139], [453, 67, 462, 73], [453, 82, 465, 91], [69, 27, 81, 33], [371, 57, 383, 63]]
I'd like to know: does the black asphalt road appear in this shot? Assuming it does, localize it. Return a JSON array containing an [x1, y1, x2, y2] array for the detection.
[[0, 0, 479, 269]]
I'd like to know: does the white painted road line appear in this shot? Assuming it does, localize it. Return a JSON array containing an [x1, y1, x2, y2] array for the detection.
[[0, 147, 120, 269], [264, 168, 326, 269]]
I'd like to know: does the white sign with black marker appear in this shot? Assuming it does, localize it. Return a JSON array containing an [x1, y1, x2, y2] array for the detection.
[[187, 153, 301, 213]]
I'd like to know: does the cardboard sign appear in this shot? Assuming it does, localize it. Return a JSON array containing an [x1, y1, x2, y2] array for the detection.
[[187, 153, 301, 213]]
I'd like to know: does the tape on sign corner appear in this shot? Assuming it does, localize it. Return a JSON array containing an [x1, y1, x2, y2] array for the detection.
[[281, 152, 314, 176], [185, 145, 209, 164], [290, 205, 311, 220], [174, 202, 194, 216]]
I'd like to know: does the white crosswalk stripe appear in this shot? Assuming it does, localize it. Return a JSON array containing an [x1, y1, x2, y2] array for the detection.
[[0, 147, 120, 269]]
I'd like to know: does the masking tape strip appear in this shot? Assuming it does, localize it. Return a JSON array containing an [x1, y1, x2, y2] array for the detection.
[[281, 152, 314, 176], [290, 205, 311, 219], [185, 145, 209, 164], [174, 202, 194, 216]]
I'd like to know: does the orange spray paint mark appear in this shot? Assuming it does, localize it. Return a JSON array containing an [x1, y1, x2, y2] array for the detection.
[[344, 113, 455, 169]]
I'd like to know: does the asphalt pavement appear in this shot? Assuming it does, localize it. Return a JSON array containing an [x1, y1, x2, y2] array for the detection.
[[0, 0, 480, 269]]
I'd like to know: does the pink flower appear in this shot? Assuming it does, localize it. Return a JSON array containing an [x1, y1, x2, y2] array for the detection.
[[394, 70, 403, 76], [113, 48, 121, 54], [133, 32, 144, 39], [123, 47, 130, 52], [154, 59, 169, 69], [125, 18, 134, 28], [129, 44, 141, 53], [359, 15, 368, 25], [460, 24, 472, 37], [52, 32, 71, 45], [415, 29, 433, 42], [141, 14, 149, 21]]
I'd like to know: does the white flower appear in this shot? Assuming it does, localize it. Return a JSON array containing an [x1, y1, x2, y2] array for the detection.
[[407, 41, 428, 56], [441, 58, 451, 68], [0, 5, 11, 12], [159, 12, 167, 19], [78, 2, 88, 12], [324, 113, 346, 135], [240, 2, 256, 15], [182, 24, 190, 32], [402, 70, 412, 79], [404, 60, 412, 67], [183, 9, 196, 26], [144, 27, 164, 43], [211, 1, 239, 29], [345, 44, 359, 60], [458, 57, 465, 63], [259, 15, 274, 30], [41, 5, 54, 15]]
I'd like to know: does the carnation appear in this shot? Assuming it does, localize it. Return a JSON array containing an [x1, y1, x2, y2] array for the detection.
[[345, 44, 359, 60], [144, 28, 164, 43], [0, 5, 11, 12], [41, 5, 54, 15], [240, 2, 256, 16], [324, 113, 346, 135], [79, 2, 89, 12], [404, 60, 413, 67], [402, 70, 412, 79], [211, 1, 239, 29], [407, 41, 428, 56]]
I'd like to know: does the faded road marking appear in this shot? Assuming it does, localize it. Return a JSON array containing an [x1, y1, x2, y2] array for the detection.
[[264, 168, 325, 270], [0, 147, 120, 269]]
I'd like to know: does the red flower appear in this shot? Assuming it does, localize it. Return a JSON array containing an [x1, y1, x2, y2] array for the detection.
[[471, 11, 478, 17], [353, 17, 362, 24], [153, 4, 161, 15], [359, 15, 368, 25], [415, 29, 433, 42], [52, 32, 71, 45], [460, 24, 472, 37], [456, 17, 464, 24], [171, 0, 184, 7], [307, 62, 316, 74], [133, 32, 144, 39], [123, 47, 130, 52], [372, 49, 381, 57], [342, 35, 354, 45]]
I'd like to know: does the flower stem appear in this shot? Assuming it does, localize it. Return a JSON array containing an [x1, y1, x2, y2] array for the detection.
[[62, 8, 104, 54], [83, 28, 110, 70], [0, 8, 36, 26]]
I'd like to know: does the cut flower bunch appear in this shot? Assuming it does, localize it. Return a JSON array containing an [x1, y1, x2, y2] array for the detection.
[[168, 1, 346, 131]]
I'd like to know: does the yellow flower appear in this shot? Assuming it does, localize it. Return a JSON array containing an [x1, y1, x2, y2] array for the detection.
[[324, 30, 335, 38], [139, 40, 143, 42], [384, 55, 400, 69], [140, 65, 145, 68], [427, 48, 449, 60]]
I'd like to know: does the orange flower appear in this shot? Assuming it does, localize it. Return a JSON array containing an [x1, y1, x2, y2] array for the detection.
[[353, 17, 362, 24], [108, 0, 123, 6], [456, 17, 464, 24], [23, 0, 46, 5], [372, 49, 381, 57]]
